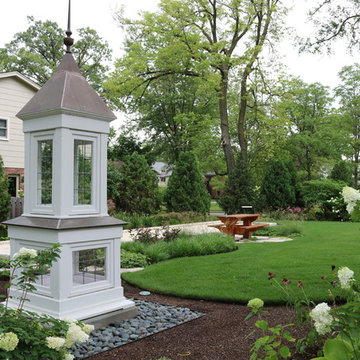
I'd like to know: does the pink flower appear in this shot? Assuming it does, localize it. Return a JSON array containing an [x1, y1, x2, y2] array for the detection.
[[282, 278, 291, 286]]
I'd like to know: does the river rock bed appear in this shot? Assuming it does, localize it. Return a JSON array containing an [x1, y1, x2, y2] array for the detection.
[[70, 299, 204, 358]]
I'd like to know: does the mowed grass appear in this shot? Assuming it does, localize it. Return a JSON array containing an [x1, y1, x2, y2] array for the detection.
[[122, 221, 360, 305]]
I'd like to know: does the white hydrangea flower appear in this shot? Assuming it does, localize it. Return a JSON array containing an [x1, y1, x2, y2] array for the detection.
[[64, 354, 74, 360], [81, 324, 95, 335], [247, 298, 264, 309], [46, 336, 65, 351], [64, 323, 89, 347], [310, 302, 333, 335], [13, 247, 37, 259], [338, 266, 354, 289], [0, 332, 19, 352], [342, 186, 360, 214], [61, 317, 77, 324]]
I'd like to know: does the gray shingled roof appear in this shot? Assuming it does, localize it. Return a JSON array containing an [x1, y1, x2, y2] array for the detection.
[[17, 53, 116, 121]]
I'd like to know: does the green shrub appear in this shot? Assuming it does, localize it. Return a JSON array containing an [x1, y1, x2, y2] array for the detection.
[[121, 250, 149, 268], [129, 226, 181, 244], [302, 179, 345, 205], [272, 223, 303, 237], [125, 233, 238, 264], [0, 157, 10, 222], [114, 211, 217, 229], [110, 152, 161, 215], [0, 257, 9, 268], [350, 202, 360, 222], [122, 241, 147, 254], [302, 179, 347, 220], [165, 152, 210, 214], [330, 160, 352, 185], [0, 224, 7, 238], [260, 158, 296, 210], [218, 156, 256, 214], [252, 224, 303, 238]]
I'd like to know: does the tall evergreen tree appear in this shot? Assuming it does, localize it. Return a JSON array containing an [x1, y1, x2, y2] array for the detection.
[[217, 157, 256, 214], [112, 152, 160, 215], [260, 158, 296, 210], [165, 152, 210, 214], [0, 157, 10, 221], [330, 160, 353, 185]]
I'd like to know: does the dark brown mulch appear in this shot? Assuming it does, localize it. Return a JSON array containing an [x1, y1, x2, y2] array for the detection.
[[88, 282, 316, 360], [0, 281, 317, 360]]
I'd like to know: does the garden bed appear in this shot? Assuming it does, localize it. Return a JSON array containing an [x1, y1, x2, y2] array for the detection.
[[0, 280, 314, 359], [85, 281, 314, 360]]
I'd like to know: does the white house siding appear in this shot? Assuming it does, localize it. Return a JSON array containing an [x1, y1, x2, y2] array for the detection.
[[0, 76, 37, 169]]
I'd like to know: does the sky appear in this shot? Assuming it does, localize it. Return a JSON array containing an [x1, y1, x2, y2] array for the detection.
[[0, 0, 357, 128]]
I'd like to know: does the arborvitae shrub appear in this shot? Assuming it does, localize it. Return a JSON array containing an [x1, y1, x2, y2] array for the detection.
[[165, 152, 210, 214], [330, 160, 352, 186], [0, 156, 10, 221], [112, 152, 160, 215], [217, 156, 256, 214], [260, 158, 296, 210]]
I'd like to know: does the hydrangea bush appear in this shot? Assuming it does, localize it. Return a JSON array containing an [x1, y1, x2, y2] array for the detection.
[[0, 244, 94, 359], [247, 265, 360, 360], [342, 186, 360, 221]]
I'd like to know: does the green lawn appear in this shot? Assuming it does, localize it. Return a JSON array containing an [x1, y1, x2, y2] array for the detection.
[[210, 201, 222, 213], [122, 221, 360, 305]]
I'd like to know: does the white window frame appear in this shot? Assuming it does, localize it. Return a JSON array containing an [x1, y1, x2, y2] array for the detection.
[[70, 239, 113, 297], [70, 131, 100, 215], [29, 131, 55, 215], [0, 117, 9, 141]]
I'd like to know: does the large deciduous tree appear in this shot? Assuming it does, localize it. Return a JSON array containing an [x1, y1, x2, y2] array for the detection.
[[107, 0, 287, 173], [335, 64, 360, 187], [0, 16, 112, 91], [303, 0, 360, 53], [275, 78, 335, 180]]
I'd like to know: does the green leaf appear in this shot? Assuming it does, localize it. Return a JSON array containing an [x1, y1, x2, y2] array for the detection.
[[255, 320, 268, 331], [278, 346, 291, 359], [323, 338, 352, 360]]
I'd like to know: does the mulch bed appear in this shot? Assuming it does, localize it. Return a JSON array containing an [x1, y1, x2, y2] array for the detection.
[[88, 282, 316, 360], [0, 280, 317, 359]]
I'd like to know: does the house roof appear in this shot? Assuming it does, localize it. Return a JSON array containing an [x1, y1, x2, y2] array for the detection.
[[151, 161, 173, 176], [17, 53, 116, 121], [0, 71, 40, 91]]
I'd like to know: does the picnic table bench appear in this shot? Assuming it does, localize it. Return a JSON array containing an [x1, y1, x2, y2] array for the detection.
[[209, 214, 269, 239]]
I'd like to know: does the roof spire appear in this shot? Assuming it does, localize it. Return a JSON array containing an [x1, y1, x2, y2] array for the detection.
[[64, 0, 74, 53]]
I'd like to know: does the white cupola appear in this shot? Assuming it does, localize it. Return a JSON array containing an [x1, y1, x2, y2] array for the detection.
[[4, 3, 137, 326]]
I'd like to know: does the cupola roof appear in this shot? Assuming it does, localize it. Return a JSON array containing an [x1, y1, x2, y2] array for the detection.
[[17, 54, 115, 121]]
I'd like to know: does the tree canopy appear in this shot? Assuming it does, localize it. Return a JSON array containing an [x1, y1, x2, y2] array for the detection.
[[107, 0, 288, 173], [0, 16, 112, 91], [303, 0, 360, 53]]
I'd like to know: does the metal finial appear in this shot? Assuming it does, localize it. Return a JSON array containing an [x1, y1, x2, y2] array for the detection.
[[64, 0, 74, 53]]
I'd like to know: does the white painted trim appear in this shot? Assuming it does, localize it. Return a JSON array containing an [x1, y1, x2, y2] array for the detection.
[[0, 71, 40, 90], [0, 117, 9, 141], [27, 131, 55, 215]]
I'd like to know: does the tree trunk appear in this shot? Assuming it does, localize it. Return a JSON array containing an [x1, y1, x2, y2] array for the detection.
[[238, 71, 249, 163], [354, 151, 359, 187], [218, 67, 235, 173]]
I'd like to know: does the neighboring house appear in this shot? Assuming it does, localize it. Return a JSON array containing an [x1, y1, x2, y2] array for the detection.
[[151, 161, 173, 187], [0, 72, 40, 196]]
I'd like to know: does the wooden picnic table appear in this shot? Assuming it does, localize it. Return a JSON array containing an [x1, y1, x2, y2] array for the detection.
[[209, 214, 269, 239]]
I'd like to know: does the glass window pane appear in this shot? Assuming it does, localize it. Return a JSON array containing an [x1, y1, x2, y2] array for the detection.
[[0, 119, 6, 128], [37, 140, 53, 205], [72, 248, 106, 285], [0, 129, 6, 137], [74, 140, 92, 205]]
